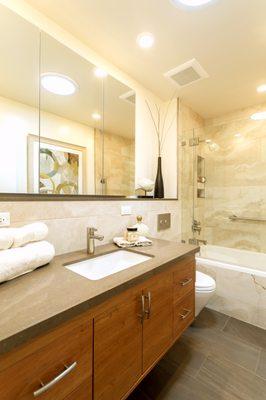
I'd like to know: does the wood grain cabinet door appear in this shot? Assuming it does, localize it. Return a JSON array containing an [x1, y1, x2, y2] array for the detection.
[[94, 286, 143, 400], [142, 271, 173, 372], [0, 317, 92, 400]]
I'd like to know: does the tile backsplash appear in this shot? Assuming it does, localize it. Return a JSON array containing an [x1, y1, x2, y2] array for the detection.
[[0, 200, 181, 255]]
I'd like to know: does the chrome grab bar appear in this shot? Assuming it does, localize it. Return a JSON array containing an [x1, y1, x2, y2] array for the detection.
[[33, 362, 77, 397], [229, 214, 266, 223]]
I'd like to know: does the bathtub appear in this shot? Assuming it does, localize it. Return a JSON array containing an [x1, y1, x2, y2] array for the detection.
[[196, 245, 266, 330]]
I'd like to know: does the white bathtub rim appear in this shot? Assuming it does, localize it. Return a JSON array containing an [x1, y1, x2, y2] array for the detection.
[[196, 254, 266, 278]]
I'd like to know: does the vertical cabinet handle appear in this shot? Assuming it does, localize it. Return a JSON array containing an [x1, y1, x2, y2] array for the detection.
[[33, 361, 77, 397], [144, 292, 151, 319], [138, 294, 145, 322]]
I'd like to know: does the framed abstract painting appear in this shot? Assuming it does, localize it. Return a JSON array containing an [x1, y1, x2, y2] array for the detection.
[[28, 135, 87, 194]]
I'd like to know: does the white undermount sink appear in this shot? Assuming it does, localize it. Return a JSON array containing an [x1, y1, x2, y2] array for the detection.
[[65, 250, 152, 280]]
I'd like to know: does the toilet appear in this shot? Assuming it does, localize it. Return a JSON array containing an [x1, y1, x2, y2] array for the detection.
[[195, 271, 216, 317]]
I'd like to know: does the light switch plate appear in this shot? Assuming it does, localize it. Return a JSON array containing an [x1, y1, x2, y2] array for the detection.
[[0, 212, 10, 226], [157, 213, 171, 231], [121, 205, 132, 215]]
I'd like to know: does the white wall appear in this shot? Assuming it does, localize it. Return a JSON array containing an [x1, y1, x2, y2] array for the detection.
[[0, 95, 94, 193], [0, 0, 178, 198]]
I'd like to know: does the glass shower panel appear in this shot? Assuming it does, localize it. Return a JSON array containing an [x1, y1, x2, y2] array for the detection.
[[181, 117, 266, 253], [203, 118, 266, 253]]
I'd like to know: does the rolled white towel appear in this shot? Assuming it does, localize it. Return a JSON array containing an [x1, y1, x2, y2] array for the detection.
[[0, 240, 55, 283], [0, 229, 14, 250], [8, 222, 49, 248]]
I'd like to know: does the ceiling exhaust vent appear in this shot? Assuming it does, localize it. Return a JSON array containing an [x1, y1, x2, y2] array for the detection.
[[119, 90, 136, 105], [164, 58, 209, 89]]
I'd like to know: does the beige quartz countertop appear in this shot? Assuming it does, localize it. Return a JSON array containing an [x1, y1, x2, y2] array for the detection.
[[0, 239, 198, 355]]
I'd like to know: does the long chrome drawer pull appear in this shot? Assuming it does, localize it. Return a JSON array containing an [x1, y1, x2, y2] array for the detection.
[[138, 294, 145, 322], [180, 278, 192, 286], [33, 361, 77, 397], [144, 292, 151, 319], [179, 309, 192, 320]]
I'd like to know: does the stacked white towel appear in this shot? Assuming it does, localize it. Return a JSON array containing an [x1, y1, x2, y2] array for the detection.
[[0, 230, 13, 250], [0, 222, 55, 284], [0, 222, 48, 250], [0, 241, 55, 283]]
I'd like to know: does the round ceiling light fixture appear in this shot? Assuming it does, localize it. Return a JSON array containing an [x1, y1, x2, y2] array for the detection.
[[94, 68, 108, 78], [91, 112, 101, 120], [257, 84, 266, 93], [137, 32, 154, 49], [171, 0, 213, 7], [41, 73, 78, 95]]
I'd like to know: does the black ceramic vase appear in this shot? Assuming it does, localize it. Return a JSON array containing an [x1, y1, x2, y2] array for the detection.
[[154, 156, 164, 198]]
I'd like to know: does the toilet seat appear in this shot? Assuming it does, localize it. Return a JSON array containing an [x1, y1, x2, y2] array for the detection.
[[196, 271, 216, 292]]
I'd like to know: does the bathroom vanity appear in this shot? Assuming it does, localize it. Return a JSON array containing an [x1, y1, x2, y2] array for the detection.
[[0, 240, 198, 400]]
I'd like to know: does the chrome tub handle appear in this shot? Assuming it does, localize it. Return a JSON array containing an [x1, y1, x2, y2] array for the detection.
[[33, 361, 77, 397]]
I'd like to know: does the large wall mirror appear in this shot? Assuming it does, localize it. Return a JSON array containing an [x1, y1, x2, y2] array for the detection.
[[0, 4, 135, 198]]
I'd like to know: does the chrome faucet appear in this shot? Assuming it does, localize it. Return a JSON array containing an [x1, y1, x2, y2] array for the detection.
[[87, 227, 104, 254]]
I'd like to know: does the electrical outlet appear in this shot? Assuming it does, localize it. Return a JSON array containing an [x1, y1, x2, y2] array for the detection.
[[0, 212, 10, 226], [121, 205, 132, 215], [157, 213, 171, 231]]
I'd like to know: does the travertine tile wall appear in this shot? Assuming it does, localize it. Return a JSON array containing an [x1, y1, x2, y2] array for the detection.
[[94, 130, 135, 196], [203, 103, 266, 252], [0, 200, 180, 255]]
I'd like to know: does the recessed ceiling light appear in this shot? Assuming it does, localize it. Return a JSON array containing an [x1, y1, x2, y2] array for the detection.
[[205, 139, 212, 143], [94, 68, 108, 78], [91, 112, 101, 120], [234, 133, 242, 138], [41, 73, 78, 95], [250, 111, 266, 121], [257, 84, 266, 93], [171, 0, 213, 7], [137, 32, 154, 49]]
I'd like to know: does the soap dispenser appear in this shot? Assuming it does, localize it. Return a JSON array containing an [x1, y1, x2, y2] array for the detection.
[[133, 215, 149, 236]]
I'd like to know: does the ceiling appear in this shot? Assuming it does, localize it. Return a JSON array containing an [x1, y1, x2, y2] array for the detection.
[[24, 0, 266, 119], [0, 4, 135, 138]]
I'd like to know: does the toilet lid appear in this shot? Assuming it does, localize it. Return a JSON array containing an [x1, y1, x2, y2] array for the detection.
[[196, 271, 216, 291]]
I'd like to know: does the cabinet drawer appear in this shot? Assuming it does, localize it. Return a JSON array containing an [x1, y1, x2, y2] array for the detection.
[[63, 380, 92, 400], [173, 292, 194, 339], [0, 317, 92, 400], [173, 261, 195, 302]]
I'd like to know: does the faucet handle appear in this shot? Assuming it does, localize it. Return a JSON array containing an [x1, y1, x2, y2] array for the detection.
[[87, 227, 97, 235]]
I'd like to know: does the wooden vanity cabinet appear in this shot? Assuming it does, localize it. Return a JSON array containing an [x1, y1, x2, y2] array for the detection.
[[0, 314, 93, 400], [94, 285, 143, 400], [142, 271, 173, 372], [94, 255, 195, 400], [0, 254, 195, 400]]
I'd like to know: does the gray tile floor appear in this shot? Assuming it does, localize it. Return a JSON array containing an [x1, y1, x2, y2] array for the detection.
[[129, 309, 266, 400]]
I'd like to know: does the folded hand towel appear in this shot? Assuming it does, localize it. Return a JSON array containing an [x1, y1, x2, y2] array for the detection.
[[0, 240, 55, 283], [0, 229, 14, 250], [8, 222, 49, 248], [113, 236, 152, 248]]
